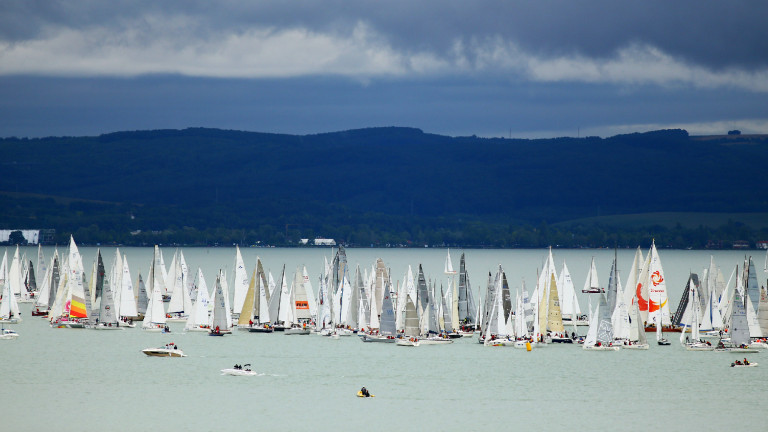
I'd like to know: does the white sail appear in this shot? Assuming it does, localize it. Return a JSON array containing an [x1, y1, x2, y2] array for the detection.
[[583, 256, 600, 293], [746, 295, 762, 338], [9, 246, 29, 301], [583, 303, 599, 347], [293, 267, 311, 322], [0, 271, 20, 321], [758, 286, 768, 337], [558, 260, 580, 318], [142, 259, 166, 330], [231, 246, 249, 317], [444, 249, 456, 274], [151, 246, 168, 301], [0, 251, 7, 292], [166, 254, 187, 317], [637, 241, 671, 327], [119, 255, 138, 318], [210, 272, 231, 332], [612, 279, 631, 341], [185, 269, 211, 331], [257, 262, 271, 324], [34, 252, 56, 310], [278, 269, 294, 326], [109, 249, 123, 319], [302, 266, 317, 320]]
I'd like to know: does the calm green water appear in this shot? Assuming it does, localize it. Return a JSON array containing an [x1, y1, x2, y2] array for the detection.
[[2, 247, 766, 431]]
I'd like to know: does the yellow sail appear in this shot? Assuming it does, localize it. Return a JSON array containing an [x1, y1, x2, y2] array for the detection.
[[547, 273, 564, 333], [237, 266, 257, 326]]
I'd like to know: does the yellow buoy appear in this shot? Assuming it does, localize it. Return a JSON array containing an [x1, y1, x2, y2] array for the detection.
[[526, 342, 532, 351]]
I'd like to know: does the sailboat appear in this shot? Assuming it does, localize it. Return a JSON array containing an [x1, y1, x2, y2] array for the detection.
[[582, 257, 604, 293], [185, 268, 212, 332], [559, 260, 587, 328], [397, 293, 421, 346], [209, 272, 233, 336], [142, 256, 168, 332], [94, 251, 123, 330], [49, 236, 88, 328], [231, 246, 249, 322], [0, 271, 22, 324], [638, 241, 677, 334], [456, 253, 478, 334], [248, 259, 274, 333], [715, 265, 758, 353], [679, 275, 713, 350], [620, 301, 649, 349], [583, 303, 619, 351], [285, 267, 311, 335], [361, 273, 397, 343]]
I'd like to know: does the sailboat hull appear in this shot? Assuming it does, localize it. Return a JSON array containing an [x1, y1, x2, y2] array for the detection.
[[94, 323, 125, 330], [583, 345, 620, 351], [360, 334, 396, 343]]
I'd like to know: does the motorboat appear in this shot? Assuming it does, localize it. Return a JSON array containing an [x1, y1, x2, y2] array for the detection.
[[142, 343, 186, 357]]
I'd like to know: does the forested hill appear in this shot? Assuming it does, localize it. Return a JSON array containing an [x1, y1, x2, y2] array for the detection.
[[2, 127, 768, 246]]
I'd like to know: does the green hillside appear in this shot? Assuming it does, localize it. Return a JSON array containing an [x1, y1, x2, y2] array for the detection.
[[2, 127, 767, 247]]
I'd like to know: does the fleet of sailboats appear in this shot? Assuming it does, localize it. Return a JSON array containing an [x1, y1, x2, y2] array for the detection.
[[4, 237, 766, 363]]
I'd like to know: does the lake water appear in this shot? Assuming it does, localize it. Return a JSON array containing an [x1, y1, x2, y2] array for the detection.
[[2, 246, 767, 431]]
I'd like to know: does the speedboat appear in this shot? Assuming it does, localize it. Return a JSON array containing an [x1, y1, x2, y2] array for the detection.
[[0, 328, 19, 340], [142, 343, 186, 357], [221, 364, 260, 376]]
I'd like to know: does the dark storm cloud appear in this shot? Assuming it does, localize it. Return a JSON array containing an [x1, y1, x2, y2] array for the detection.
[[1, 1, 766, 138]]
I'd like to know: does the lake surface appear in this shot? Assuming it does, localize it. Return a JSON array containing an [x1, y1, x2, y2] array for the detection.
[[2, 246, 767, 431]]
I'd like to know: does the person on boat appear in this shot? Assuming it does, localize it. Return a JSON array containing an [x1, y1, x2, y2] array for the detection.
[[360, 387, 370, 397], [744, 358, 750, 365], [735, 360, 743, 365]]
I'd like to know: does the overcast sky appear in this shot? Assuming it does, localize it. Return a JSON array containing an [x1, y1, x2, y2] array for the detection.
[[1, 1, 766, 138]]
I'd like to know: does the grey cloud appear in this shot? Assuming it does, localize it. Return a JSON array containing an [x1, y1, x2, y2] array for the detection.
[[2, 1, 767, 71]]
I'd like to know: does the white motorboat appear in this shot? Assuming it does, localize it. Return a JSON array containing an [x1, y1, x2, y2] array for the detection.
[[221, 365, 260, 376], [0, 328, 19, 340], [142, 343, 186, 357]]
